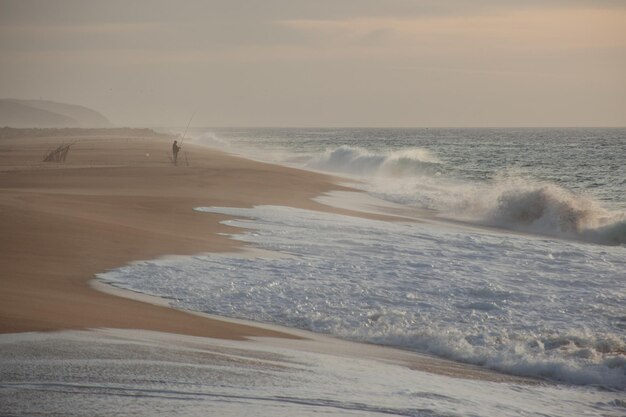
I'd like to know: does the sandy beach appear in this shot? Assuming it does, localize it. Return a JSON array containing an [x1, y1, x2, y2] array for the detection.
[[3, 1, 624, 413], [0, 128, 536, 382], [3, 129, 625, 416], [0, 129, 362, 339]]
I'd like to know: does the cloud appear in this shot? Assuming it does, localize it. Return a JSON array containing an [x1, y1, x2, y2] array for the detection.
[[2, 0, 624, 26], [1, 0, 624, 126], [280, 7, 626, 52], [352, 28, 395, 46]]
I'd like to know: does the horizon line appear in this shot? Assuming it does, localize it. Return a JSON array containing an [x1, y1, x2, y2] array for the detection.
[[140, 125, 626, 130]]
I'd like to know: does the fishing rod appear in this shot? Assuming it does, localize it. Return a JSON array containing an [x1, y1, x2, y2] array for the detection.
[[179, 111, 196, 146]]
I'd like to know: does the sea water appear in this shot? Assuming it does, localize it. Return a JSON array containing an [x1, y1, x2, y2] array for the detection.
[[2, 128, 624, 416], [192, 128, 626, 244], [2, 329, 623, 417], [98, 129, 625, 411]]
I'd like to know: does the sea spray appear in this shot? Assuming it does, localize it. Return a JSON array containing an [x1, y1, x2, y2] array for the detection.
[[307, 145, 443, 177], [487, 183, 626, 244], [192, 131, 232, 148], [182, 127, 625, 244], [304, 146, 626, 245]]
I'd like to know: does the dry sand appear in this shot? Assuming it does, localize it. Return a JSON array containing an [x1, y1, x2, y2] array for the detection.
[[0, 129, 536, 384], [0, 129, 363, 339]]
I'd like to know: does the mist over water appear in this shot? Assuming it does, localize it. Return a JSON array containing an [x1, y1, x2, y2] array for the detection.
[[188, 127, 626, 245]]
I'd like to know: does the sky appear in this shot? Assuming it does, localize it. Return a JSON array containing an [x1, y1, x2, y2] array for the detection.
[[1, 0, 625, 127]]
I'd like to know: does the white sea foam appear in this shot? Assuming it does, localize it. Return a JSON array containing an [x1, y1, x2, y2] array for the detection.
[[190, 131, 233, 148], [3, 329, 624, 416], [101, 205, 626, 390], [182, 129, 625, 244], [484, 182, 626, 245], [307, 145, 443, 177], [302, 145, 626, 245], [371, 176, 626, 245]]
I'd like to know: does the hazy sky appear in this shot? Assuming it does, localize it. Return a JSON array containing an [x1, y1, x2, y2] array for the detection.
[[1, 0, 625, 127]]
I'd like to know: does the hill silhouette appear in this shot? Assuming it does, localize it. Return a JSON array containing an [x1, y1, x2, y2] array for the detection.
[[0, 99, 113, 128]]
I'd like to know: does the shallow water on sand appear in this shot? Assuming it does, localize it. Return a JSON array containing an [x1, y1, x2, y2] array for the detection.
[[101, 203, 625, 391], [1, 330, 624, 417]]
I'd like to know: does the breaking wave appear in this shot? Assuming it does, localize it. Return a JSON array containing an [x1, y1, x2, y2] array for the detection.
[[306, 146, 625, 245], [354, 325, 626, 389], [103, 204, 626, 389], [190, 131, 232, 148], [307, 145, 443, 177], [412, 179, 626, 246], [485, 184, 626, 245]]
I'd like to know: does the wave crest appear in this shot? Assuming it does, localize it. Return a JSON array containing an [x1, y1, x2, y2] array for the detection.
[[486, 184, 626, 245], [307, 146, 442, 177], [360, 327, 626, 389], [190, 131, 232, 148]]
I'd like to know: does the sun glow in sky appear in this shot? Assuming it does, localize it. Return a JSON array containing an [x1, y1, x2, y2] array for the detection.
[[1, 0, 625, 127]]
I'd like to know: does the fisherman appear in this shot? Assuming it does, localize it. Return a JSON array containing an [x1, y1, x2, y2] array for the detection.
[[172, 140, 181, 164]]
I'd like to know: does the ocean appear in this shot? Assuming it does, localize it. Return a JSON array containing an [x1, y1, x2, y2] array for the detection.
[[95, 128, 625, 415]]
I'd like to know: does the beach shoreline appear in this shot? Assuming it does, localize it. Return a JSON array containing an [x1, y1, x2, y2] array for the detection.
[[2, 128, 624, 416], [0, 129, 367, 339], [0, 129, 542, 386]]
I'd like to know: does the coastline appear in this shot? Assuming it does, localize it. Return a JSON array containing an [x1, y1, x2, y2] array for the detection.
[[0, 129, 547, 387], [0, 130, 367, 339], [93, 269, 538, 385]]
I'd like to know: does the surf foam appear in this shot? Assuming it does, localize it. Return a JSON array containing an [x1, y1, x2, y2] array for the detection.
[[101, 205, 626, 389], [4, 329, 624, 416], [181, 129, 625, 245], [305, 146, 625, 245], [307, 145, 443, 177]]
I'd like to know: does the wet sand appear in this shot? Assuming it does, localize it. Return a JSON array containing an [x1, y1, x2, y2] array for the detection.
[[0, 129, 536, 385], [0, 129, 360, 339]]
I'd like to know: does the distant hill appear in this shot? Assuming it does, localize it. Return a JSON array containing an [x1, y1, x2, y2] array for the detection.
[[0, 99, 113, 128], [0, 127, 168, 140]]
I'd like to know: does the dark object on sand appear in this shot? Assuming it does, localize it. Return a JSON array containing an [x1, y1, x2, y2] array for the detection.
[[172, 140, 181, 164], [43, 143, 72, 162]]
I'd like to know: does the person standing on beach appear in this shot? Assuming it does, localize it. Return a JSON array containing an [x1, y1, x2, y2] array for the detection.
[[172, 140, 181, 164]]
